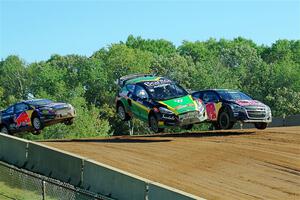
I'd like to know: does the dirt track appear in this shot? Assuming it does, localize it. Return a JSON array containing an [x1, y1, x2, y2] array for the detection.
[[42, 126, 300, 200]]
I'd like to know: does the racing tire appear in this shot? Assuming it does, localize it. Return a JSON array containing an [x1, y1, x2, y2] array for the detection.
[[117, 104, 131, 121], [149, 115, 164, 133], [0, 126, 9, 134], [212, 122, 221, 130], [32, 130, 41, 135], [182, 124, 193, 130], [32, 116, 44, 131], [254, 122, 268, 130], [64, 118, 74, 126], [218, 111, 234, 130]]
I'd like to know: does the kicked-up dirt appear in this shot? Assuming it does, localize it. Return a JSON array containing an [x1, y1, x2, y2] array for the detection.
[[42, 126, 300, 200]]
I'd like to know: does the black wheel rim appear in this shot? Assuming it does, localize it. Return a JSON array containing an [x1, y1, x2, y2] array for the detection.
[[118, 106, 126, 120], [150, 116, 158, 132], [33, 118, 41, 130], [220, 113, 229, 129]]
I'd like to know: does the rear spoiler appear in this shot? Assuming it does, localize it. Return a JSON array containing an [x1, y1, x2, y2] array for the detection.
[[115, 74, 154, 87]]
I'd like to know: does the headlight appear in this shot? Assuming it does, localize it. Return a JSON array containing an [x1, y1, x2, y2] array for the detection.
[[195, 99, 205, 112], [68, 104, 74, 110], [266, 106, 272, 115], [231, 104, 244, 112], [159, 107, 174, 114]]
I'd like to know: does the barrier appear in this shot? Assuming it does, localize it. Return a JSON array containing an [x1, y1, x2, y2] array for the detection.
[[0, 133, 28, 167], [285, 114, 300, 126], [25, 142, 84, 186], [0, 134, 206, 200], [83, 159, 147, 200], [148, 182, 203, 200]]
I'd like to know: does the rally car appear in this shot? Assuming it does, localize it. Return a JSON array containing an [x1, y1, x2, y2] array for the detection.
[[115, 74, 207, 133], [0, 99, 76, 135], [192, 89, 272, 130]]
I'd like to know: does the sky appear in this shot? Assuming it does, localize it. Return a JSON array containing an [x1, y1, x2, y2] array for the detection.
[[0, 0, 300, 63]]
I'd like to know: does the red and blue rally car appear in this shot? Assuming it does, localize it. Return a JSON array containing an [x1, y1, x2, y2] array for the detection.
[[192, 89, 272, 130], [0, 99, 76, 135]]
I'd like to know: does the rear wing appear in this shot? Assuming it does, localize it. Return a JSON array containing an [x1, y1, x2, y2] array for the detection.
[[116, 74, 154, 87]]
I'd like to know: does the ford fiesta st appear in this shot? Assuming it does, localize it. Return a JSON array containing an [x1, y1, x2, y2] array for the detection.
[[0, 99, 76, 135], [115, 74, 207, 133], [192, 89, 272, 130]]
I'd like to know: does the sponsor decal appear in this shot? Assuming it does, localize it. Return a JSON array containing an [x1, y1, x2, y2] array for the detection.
[[235, 100, 262, 106], [15, 112, 31, 127], [174, 99, 183, 103], [143, 79, 172, 87], [206, 103, 217, 120]]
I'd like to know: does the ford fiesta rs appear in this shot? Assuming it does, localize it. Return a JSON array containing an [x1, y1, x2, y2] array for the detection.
[[192, 89, 272, 130], [0, 99, 76, 135], [115, 74, 207, 133]]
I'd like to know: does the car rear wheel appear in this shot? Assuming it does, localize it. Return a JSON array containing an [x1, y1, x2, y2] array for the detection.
[[0, 126, 9, 134], [254, 122, 268, 130], [218, 111, 234, 130], [32, 117, 43, 131], [182, 124, 193, 130], [117, 104, 131, 121], [149, 115, 164, 133]]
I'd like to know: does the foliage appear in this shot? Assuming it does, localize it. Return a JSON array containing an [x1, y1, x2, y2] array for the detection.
[[0, 36, 299, 138]]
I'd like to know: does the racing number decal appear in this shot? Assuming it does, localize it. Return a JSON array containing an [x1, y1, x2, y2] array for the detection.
[[206, 103, 217, 120]]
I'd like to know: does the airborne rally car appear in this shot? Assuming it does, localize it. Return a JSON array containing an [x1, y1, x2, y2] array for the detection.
[[0, 99, 76, 135], [192, 89, 272, 130], [115, 74, 207, 133]]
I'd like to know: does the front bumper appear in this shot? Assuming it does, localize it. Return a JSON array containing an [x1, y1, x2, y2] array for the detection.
[[158, 110, 207, 127], [232, 106, 272, 123], [42, 108, 76, 122]]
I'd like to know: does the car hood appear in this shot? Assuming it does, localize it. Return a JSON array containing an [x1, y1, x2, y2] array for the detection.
[[39, 102, 70, 110], [233, 100, 265, 107], [159, 95, 197, 114]]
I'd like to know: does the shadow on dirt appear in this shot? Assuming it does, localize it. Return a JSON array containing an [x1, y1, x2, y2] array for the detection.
[[144, 130, 256, 138], [41, 138, 172, 143]]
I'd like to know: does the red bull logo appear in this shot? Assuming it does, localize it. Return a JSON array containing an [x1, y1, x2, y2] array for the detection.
[[15, 112, 31, 127], [206, 103, 217, 120]]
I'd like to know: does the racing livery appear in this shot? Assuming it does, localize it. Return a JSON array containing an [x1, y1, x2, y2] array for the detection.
[[0, 99, 76, 135], [115, 74, 207, 133], [192, 89, 272, 130]]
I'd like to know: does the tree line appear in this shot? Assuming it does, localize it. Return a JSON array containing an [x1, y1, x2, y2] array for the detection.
[[1, 35, 299, 139]]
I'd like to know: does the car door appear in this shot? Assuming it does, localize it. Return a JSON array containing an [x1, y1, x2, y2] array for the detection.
[[132, 85, 150, 120], [1, 106, 15, 132], [202, 91, 221, 121], [14, 103, 32, 131]]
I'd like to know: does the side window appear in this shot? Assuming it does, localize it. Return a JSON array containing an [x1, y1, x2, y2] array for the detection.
[[134, 85, 149, 99], [5, 106, 14, 114], [193, 92, 202, 99], [126, 84, 135, 93], [15, 103, 29, 113], [202, 92, 219, 103]]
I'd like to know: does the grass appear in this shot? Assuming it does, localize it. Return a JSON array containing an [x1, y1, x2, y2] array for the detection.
[[0, 181, 57, 200]]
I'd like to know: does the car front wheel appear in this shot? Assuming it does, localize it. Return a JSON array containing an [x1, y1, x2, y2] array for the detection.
[[64, 118, 74, 126], [117, 104, 131, 121], [149, 115, 164, 133], [254, 122, 268, 130], [218, 111, 234, 130], [32, 117, 43, 131]]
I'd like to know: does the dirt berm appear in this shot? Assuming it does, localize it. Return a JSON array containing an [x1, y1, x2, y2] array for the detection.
[[42, 126, 300, 200]]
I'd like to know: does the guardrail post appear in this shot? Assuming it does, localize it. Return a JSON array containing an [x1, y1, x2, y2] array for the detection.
[[42, 180, 46, 200]]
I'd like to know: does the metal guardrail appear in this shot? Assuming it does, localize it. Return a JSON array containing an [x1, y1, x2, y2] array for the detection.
[[0, 161, 114, 200]]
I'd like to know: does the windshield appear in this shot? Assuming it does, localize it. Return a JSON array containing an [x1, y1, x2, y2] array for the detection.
[[28, 99, 53, 106], [143, 81, 188, 100], [218, 91, 253, 101]]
